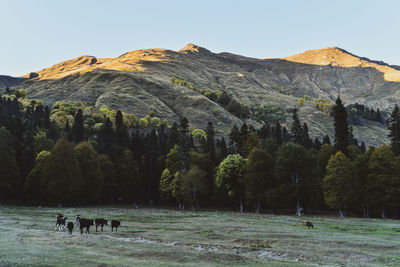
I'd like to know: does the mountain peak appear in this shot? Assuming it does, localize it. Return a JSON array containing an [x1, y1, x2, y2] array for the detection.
[[282, 46, 400, 82], [178, 43, 213, 56], [282, 46, 362, 67]]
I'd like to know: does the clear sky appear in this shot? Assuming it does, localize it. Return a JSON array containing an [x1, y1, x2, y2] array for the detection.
[[0, 0, 399, 76]]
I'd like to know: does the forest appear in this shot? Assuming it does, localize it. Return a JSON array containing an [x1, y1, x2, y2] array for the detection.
[[1, 89, 400, 219]]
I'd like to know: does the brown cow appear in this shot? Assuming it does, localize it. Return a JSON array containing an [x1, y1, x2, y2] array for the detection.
[[303, 220, 314, 229]]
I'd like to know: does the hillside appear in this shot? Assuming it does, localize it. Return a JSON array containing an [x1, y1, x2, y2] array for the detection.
[[0, 75, 26, 89], [4, 44, 399, 146]]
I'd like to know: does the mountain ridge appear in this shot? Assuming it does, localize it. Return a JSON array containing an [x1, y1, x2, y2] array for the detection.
[[1, 44, 397, 146]]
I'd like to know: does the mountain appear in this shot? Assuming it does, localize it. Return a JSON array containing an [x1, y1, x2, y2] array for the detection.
[[0, 75, 27, 89], [4, 44, 398, 146]]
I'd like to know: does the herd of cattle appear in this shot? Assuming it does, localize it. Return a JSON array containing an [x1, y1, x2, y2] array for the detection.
[[55, 213, 315, 235], [55, 214, 121, 234]]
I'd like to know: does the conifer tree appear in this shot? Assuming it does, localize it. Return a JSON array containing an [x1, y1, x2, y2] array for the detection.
[[228, 124, 240, 153], [274, 121, 282, 145], [333, 97, 350, 155], [291, 109, 303, 145], [322, 135, 331, 145], [388, 105, 400, 155], [115, 110, 129, 147], [72, 109, 84, 143], [0, 127, 19, 200]]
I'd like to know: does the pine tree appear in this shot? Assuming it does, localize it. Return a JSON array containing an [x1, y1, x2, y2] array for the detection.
[[333, 97, 350, 155], [115, 110, 129, 147], [0, 127, 19, 200], [205, 122, 216, 164], [388, 105, 400, 155], [97, 118, 114, 155], [274, 121, 282, 145], [228, 124, 240, 153], [322, 135, 331, 145], [291, 109, 303, 145], [313, 137, 322, 150], [72, 109, 84, 143]]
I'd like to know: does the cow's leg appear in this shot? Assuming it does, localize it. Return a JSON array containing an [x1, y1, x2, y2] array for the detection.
[[116, 226, 118, 232], [101, 225, 104, 231], [112, 226, 113, 232], [96, 225, 98, 232], [80, 227, 83, 234]]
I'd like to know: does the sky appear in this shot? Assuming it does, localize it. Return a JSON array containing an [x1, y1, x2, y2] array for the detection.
[[0, 0, 399, 76]]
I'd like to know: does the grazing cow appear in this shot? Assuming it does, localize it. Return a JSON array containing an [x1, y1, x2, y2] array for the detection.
[[303, 220, 314, 229], [95, 218, 108, 232], [78, 218, 94, 234], [67, 222, 74, 234], [111, 220, 121, 232], [55, 214, 67, 231], [76, 215, 81, 227]]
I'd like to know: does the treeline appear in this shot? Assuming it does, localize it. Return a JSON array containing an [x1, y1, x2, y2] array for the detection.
[[347, 103, 384, 125], [1, 92, 400, 218]]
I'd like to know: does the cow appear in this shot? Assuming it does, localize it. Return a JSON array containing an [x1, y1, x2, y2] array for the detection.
[[95, 218, 108, 232], [76, 215, 81, 228], [67, 222, 74, 234], [78, 218, 94, 234], [303, 220, 314, 229], [111, 220, 121, 232], [55, 214, 67, 231]]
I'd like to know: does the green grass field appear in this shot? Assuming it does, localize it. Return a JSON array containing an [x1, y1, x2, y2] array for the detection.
[[1, 205, 400, 266]]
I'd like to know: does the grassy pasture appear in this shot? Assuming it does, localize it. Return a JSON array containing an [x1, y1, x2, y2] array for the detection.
[[0, 205, 400, 266]]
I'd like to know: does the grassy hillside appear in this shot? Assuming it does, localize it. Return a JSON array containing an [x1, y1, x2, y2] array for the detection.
[[5, 44, 398, 145], [1, 205, 400, 266]]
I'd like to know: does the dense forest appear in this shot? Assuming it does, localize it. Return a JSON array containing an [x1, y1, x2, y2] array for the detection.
[[1, 89, 400, 219]]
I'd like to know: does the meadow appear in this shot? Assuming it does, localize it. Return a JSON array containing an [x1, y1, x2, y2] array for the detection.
[[1, 205, 400, 266]]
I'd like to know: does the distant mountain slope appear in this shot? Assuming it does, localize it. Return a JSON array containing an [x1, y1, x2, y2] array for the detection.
[[0, 75, 26, 89], [6, 44, 398, 146]]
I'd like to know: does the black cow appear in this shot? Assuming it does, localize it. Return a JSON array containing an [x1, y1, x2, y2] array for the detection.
[[95, 218, 108, 232], [55, 215, 67, 231], [78, 218, 94, 234], [67, 222, 74, 234], [111, 220, 121, 232]]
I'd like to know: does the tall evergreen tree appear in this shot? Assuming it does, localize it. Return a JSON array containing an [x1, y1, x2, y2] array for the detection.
[[322, 135, 331, 145], [274, 121, 282, 145], [0, 127, 19, 200], [72, 109, 84, 143], [388, 104, 400, 155], [228, 124, 240, 153], [115, 110, 129, 147], [333, 97, 350, 155], [291, 109, 303, 145]]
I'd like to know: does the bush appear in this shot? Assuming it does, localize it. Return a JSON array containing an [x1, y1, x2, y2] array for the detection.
[[139, 118, 149, 128]]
